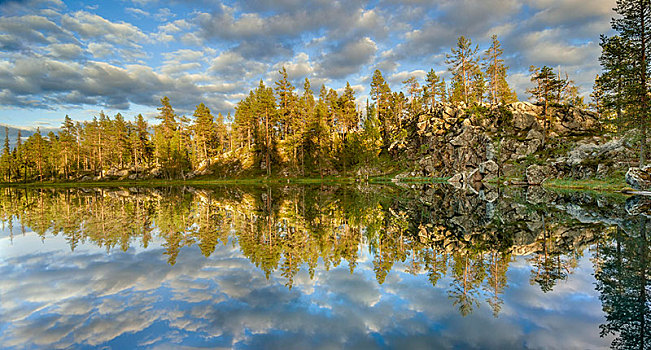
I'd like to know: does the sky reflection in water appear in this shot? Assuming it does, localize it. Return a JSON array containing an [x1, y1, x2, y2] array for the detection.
[[0, 185, 643, 349]]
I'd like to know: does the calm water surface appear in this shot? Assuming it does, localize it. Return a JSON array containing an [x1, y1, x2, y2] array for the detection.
[[0, 184, 648, 349]]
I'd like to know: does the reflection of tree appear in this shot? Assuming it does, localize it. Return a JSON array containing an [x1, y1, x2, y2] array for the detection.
[[449, 251, 485, 316], [0, 184, 615, 318], [596, 217, 650, 349], [484, 251, 511, 317], [527, 215, 580, 292]]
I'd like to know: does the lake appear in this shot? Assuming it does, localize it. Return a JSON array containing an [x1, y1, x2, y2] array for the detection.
[[0, 184, 648, 349]]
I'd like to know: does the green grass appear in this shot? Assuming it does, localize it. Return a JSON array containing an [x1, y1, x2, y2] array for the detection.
[[0, 174, 452, 188], [543, 174, 629, 193]]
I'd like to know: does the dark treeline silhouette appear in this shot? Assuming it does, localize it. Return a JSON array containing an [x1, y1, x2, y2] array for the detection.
[[0, 36, 587, 183]]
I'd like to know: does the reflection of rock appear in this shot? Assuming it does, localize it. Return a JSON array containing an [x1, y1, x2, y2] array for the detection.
[[448, 173, 463, 188], [625, 195, 651, 217], [626, 166, 651, 190], [407, 184, 622, 259], [479, 160, 499, 180], [467, 168, 482, 183]]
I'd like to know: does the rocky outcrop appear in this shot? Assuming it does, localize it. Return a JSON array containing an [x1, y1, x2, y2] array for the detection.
[[412, 102, 604, 184], [626, 166, 651, 190], [411, 101, 633, 183]]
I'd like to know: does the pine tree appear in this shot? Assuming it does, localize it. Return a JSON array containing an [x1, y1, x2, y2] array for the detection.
[[590, 74, 610, 126], [30, 128, 45, 182], [132, 114, 151, 168], [60, 115, 76, 179], [370, 69, 392, 148], [255, 80, 278, 176], [275, 67, 297, 140], [47, 130, 58, 179], [113, 113, 130, 168], [446, 36, 480, 105], [527, 65, 566, 145], [15, 130, 23, 182], [423, 69, 443, 110], [402, 76, 421, 117], [527, 66, 564, 115], [157, 96, 177, 139], [1, 127, 10, 182], [274, 67, 300, 169], [601, 0, 651, 166], [298, 78, 315, 175], [191, 103, 216, 167], [599, 36, 631, 131], [339, 82, 358, 173], [483, 35, 517, 104]]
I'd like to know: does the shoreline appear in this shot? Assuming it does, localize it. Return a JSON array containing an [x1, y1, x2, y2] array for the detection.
[[0, 176, 631, 193]]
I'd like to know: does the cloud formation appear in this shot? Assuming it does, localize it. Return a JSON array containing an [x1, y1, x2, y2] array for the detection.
[[0, 231, 613, 349], [0, 0, 616, 125]]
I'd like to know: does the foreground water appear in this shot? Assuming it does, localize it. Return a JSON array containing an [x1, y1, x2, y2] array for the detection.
[[0, 184, 648, 349]]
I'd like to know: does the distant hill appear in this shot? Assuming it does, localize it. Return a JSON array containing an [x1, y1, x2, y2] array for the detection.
[[0, 124, 59, 149]]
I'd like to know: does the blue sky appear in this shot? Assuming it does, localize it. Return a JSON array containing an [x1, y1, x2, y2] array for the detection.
[[0, 0, 615, 127]]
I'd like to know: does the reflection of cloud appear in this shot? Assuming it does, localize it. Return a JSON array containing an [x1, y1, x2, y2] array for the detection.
[[0, 232, 612, 349]]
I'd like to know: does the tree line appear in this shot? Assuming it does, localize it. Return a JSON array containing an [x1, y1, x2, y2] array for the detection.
[[592, 0, 651, 166], [0, 35, 587, 182]]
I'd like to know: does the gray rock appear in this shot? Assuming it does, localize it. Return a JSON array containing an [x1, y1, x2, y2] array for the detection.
[[450, 125, 476, 146], [626, 166, 651, 190], [526, 128, 544, 141], [526, 164, 553, 185], [149, 167, 163, 178], [486, 142, 496, 161], [566, 138, 625, 166], [512, 112, 537, 130], [478, 160, 499, 178]]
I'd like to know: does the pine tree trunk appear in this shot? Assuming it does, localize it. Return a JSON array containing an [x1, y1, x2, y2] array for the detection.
[[640, 0, 648, 168], [493, 52, 498, 104], [265, 107, 270, 176], [462, 58, 468, 104]]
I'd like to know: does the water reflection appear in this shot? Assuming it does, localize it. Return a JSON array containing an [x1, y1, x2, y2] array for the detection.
[[0, 184, 647, 348]]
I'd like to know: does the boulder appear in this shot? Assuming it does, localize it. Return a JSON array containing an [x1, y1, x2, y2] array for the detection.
[[450, 125, 476, 146], [478, 160, 499, 179], [626, 166, 651, 190], [526, 164, 553, 185], [149, 167, 163, 178], [511, 111, 538, 130], [526, 128, 544, 141], [553, 107, 600, 136], [566, 138, 625, 166]]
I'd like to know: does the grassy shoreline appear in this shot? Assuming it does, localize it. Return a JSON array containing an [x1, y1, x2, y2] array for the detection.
[[0, 176, 447, 188], [0, 175, 629, 193], [542, 177, 629, 193]]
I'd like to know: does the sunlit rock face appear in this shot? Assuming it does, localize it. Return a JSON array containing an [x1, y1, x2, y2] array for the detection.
[[0, 185, 647, 349], [411, 102, 634, 183]]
